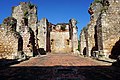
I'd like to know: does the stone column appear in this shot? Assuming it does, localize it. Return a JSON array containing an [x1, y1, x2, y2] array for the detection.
[[80, 28, 87, 55], [70, 19, 78, 53], [37, 18, 48, 51]]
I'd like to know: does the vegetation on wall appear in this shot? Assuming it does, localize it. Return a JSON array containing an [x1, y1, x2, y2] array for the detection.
[[100, 6, 109, 13], [77, 40, 80, 51], [23, 11, 29, 19], [28, 3, 34, 9], [61, 25, 66, 31], [94, 0, 101, 3]]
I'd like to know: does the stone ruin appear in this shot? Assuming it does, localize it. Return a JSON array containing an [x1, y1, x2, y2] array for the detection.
[[0, 2, 78, 60], [0, 17, 22, 59], [80, 0, 120, 60], [50, 19, 78, 53], [37, 18, 78, 54]]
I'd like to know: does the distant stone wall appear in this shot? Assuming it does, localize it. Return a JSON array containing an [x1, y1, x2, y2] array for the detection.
[[50, 32, 72, 53]]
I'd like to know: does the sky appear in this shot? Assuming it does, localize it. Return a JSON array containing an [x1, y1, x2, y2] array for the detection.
[[0, 0, 93, 38]]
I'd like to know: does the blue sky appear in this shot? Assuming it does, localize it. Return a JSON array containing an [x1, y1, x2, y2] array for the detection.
[[0, 0, 93, 37]]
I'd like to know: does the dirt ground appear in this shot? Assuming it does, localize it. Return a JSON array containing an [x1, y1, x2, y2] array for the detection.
[[0, 53, 120, 80]]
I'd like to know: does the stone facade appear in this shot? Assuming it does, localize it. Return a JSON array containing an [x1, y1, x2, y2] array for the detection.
[[50, 23, 72, 53], [80, 0, 120, 59], [37, 18, 78, 54]]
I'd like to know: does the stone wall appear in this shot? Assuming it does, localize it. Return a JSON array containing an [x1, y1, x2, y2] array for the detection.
[[50, 20, 78, 54], [86, 1, 103, 57], [12, 2, 37, 33], [0, 2, 79, 59], [0, 17, 22, 59], [50, 32, 72, 53], [20, 27, 33, 57], [37, 18, 48, 51], [96, 0, 120, 58], [0, 31, 19, 59], [12, 2, 37, 57], [80, 28, 87, 55], [80, 0, 120, 59], [86, 21, 96, 57]]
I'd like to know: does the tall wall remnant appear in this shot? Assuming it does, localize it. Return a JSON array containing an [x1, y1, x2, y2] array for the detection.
[[80, 0, 120, 59], [80, 28, 87, 56], [69, 19, 78, 53], [96, 0, 120, 58], [12, 2, 38, 57], [37, 18, 49, 52]]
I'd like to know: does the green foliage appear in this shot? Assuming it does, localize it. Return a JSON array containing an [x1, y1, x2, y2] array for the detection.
[[28, 27, 33, 33], [61, 25, 66, 31], [94, 0, 101, 3], [28, 3, 34, 9], [9, 21, 15, 25], [24, 11, 28, 16], [83, 27, 86, 31], [23, 11, 28, 19], [101, 6, 108, 13], [77, 40, 80, 51]]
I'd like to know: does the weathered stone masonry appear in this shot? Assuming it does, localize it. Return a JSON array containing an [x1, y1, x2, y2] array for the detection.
[[0, 17, 22, 59], [80, 0, 120, 59], [0, 2, 78, 60]]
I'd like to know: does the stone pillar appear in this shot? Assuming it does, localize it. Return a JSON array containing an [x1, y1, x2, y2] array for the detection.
[[28, 4, 38, 47], [69, 19, 78, 53], [21, 27, 33, 57], [86, 21, 96, 57], [80, 28, 87, 55], [37, 18, 48, 51]]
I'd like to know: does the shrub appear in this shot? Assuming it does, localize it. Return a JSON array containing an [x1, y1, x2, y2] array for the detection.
[[61, 25, 66, 31]]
